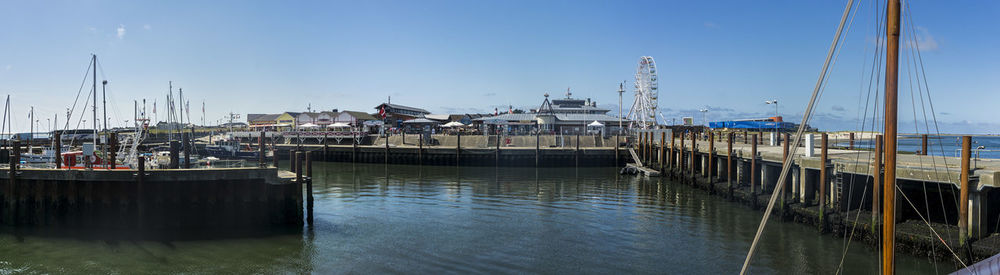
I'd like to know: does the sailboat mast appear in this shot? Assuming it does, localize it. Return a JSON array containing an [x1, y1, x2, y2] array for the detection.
[[92, 54, 98, 163], [882, 0, 901, 274]]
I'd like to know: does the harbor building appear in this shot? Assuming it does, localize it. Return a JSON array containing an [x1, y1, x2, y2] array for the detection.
[[374, 103, 431, 127], [474, 91, 624, 135], [296, 111, 337, 127], [334, 110, 378, 126], [248, 114, 281, 128]]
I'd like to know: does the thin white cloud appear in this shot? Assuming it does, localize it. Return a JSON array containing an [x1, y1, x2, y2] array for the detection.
[[3, 65, 10, 71], [116, 24, 126, 39], [143, 24, 152, 30], [913, 27, 938, 51], [704, 22, 718, 29], [88, 26, 97, 33]]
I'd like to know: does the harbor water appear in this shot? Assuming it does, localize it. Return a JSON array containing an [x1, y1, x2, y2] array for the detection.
[[0, 162, 953, 273]]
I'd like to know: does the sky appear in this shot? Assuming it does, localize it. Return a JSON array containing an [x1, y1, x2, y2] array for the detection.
[[1, 0, 998, 133]]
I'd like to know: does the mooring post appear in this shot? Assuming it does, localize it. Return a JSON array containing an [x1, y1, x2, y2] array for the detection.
[[385, 133, 390, 165], [182, 133, 191, 169], [305, 151, 313, 226], [780, 133, 789, 210], [669, 132, 675, 170], [690, 131, 696, 184], [271, 136, 278, 168], [819, 133, 828, 228], [169, 140, 179, 169], [920, 134, 928, 155], [352, 131, 357, 163], [296, 151, 304, 202], [108, 132, 118, 169], [751, 134, 758, 201], [259, 131, 266, 167], [660, 132, 666, 172], [456, 132, 461, 165], [54, 132, 62, 169], [708, 132, 714, 181], [849, 132, 855, 150], [727, 132, 733, 197], [418, 134, 424, 165], [289, 150, 297, 174], [743, 132, 747, 144], [679, 132, 685, 174], [873, 135, 883, 234], [959, 135, 971, 246]]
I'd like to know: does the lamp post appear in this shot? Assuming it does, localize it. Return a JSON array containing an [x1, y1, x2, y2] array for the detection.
[[699, 108, 709, 127], [765, 100, 778, 132]]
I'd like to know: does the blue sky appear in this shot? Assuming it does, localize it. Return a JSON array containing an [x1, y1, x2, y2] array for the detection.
[[1, 0, 998, 133]]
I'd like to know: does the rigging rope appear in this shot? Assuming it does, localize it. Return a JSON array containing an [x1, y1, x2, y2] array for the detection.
[[739, 0, 855, 273]]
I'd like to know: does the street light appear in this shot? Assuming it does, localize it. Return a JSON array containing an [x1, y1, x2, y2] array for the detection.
[[699, 108, 709, 127], [765, 100, 779, 133]]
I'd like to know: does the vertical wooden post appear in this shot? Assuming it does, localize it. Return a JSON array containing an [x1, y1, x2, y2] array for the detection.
[[680, 132, 685, 173], [849, 132, 855, 149], [873, 135, 883, 233], [959, 136, 971, 246], [108, 133, 117, 169], [305, 151, 313, 226], [169, 140, 179, 169], [782, 133, 789, 202], [259, 131, 266, 167], [456, 132, 461, 165], [271, 136, 278, 168], [295, 151, 304, 184], [882, 2, 902, 272], [495, 133, 500, 166], [289, 150, 297, 173], [385, 132, 390, 165], [182, 133, 191, 169], [418, 134, 424, 165], [820, 133, 828, 222], [690, 131, 696, 183], [54, 132, 62, 169], [669, 132, 675, 170], [323, 133, 328, 161], [751, 134, 758, 198], [743, 131, 747, 144], [708, 132, 714, 180], [660, 132, 666, 172], [920, 134, 928, 155], [638, 132, 644, 163], [727, 132, 733, 196]]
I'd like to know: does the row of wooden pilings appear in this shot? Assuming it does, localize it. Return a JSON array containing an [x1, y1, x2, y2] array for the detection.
[[633, 130, 978, 246], [260, 129, 317, 227], [263, 130, 621, 168]]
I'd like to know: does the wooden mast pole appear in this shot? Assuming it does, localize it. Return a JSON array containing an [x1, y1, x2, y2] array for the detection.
[[882, 0, 901, 273]]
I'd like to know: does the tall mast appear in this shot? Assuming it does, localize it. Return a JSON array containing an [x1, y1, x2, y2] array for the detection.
[[179, 88, 184, 128], [92, 54, 98, 159], [882, 0, 901, 274], [28, 106, 33, 153]]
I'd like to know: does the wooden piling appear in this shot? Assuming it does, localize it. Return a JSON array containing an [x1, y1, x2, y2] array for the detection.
[[495, 134, 501, 166], [385, 133, 390, 165], [289, 150, 297, 174], [169, 141, 179, 169], [873, 135, 883, 233], [259, 131, 266, 167], [727, 132, 733, 196], [921, 134, 928, 155], [109, 132, 117, 169], [669, 132, 675, 170], [295, 151, 304, 184], [418, 134, 424, 165], [690, 131, 696, 183], [614, 134, 619, 166], [54, 132, 62, 169], [680, 132, 685, 173], [183, 133, 191, 169], [819, 133, 828, 227], [849, 132, 855, 149], [271, 136, 278, 168], [959, 136, 971, 246], [305, 151, 313, 226], [743, 131, 747, 144], [323, 133, 328, 161], [751, 134, 757, 200], [660, 132, 666, 172], [456, 132, 461, 165], [708, 132, 714, 181], [782, 133, 789, 203]]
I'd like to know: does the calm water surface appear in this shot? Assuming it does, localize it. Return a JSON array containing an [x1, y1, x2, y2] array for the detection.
[[0, 162, 954, 274]]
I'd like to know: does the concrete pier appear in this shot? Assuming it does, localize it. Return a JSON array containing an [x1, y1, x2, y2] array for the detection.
[[0, 166, 303, 238]]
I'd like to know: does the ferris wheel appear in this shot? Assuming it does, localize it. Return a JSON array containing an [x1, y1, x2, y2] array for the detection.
[[627, 56, 660, 129]]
